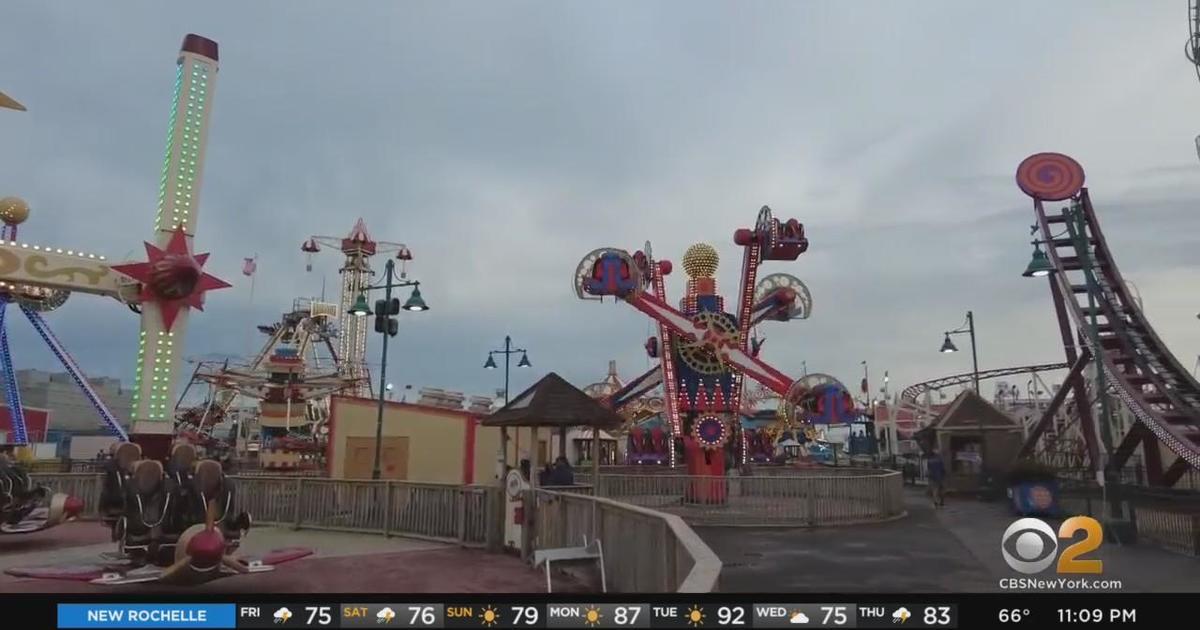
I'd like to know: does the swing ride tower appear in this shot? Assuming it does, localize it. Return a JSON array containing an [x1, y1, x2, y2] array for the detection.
[[301, 221, 411, 398]]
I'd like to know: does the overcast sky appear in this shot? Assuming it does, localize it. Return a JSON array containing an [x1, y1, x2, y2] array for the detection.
[[2, 1, 1199, 411]]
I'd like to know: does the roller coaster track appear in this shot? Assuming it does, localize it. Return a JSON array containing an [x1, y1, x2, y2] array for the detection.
[[1020, 175, 1200, 487], [900, 362, 1069, 405]]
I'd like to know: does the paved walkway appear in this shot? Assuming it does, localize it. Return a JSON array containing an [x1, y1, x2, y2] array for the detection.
[[696, 488, 1200, 593], [935, 494, 1200, 593], [696, 491, 995, 592], [0, 522, 579, 593]]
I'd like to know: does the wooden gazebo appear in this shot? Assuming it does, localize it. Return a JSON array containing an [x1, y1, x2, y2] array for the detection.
[[483, 372, 624, 488]]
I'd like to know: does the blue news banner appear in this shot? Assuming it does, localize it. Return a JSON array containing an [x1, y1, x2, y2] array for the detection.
[[58, 604, 236, 629]]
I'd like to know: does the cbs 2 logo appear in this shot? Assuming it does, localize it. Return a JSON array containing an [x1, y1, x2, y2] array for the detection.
[[1001, 516, 1103, 574]]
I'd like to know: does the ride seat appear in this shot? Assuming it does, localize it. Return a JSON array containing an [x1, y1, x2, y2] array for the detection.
[[99, 442, 142, 528], [162, 443, 199, 541], [191, 460, 250, 547], [120, 459, 167, 564], [0, 456, 18, 514]]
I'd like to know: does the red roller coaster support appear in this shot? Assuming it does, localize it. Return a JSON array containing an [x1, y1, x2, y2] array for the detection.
[[1017, 153, 1200, 487]]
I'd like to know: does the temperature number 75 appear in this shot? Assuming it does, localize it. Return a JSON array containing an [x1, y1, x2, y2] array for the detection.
[[821, 606, 848, 625]]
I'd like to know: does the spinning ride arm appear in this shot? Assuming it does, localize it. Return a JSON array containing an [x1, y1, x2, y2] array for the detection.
[[611, 284, 795, 396], [604, 366, 663, 411], [732, 208, 809, 399], [732, 207, 809, 338], [113, 36, 231, 430]]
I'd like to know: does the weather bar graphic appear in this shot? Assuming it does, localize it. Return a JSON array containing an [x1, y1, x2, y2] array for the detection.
[[234, 602, 957, 628]]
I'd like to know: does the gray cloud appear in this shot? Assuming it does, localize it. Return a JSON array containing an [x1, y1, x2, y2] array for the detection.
[[1, 0, 1198, 416]]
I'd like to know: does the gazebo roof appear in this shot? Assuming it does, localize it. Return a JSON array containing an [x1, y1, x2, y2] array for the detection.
[[481, 372, 624, 430], [930, 389, 1022, 431]]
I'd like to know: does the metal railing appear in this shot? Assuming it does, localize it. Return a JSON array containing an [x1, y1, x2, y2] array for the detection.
[[26, 473, 105, 517], [1134, 509, 1200, 556], [533, 488, 721, 593], [575, 469, 905, 526], [1057, 483, 1200, 557], [26, 460, 331, 476], [31, 473, 501, 549]]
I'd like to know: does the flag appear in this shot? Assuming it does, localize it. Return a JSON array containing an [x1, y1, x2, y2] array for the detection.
[[242, 257, 257, 276]]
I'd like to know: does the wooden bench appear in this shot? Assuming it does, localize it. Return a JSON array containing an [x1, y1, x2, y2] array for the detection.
[[532, 537, 606, 593]]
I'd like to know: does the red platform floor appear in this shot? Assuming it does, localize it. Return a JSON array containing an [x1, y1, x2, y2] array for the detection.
[[0, 522, 584, 594]]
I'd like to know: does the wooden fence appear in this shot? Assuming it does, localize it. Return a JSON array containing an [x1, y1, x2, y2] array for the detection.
[[31, 473, 501, 549], [575, 469, 906, 526]]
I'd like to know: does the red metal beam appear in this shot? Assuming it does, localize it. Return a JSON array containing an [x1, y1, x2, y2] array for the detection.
[[1038, 200, 1102, 472], [1110, 421, 1149, 471], [1162, 457, 1190, 487], [1018, 350, 1091, 459], [1143, 428, 1165, 486]]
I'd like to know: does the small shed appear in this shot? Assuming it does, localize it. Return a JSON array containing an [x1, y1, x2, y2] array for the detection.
[[918, 389, 1024, 493]]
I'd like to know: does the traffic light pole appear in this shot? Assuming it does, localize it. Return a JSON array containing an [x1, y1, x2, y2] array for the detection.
[[362, 258, 422, 480], [372, 260, 396, 480]]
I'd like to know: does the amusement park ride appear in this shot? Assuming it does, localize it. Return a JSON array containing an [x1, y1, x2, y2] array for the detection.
[[1010, 152, 1200, 486], [575, 207, 857, 498], [301, 220, 413, 398], [0, 35, 312, 585], [179, 297, 361, 468]]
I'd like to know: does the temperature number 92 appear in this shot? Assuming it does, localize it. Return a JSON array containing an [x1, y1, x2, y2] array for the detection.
[[717, 606, 746, 625]]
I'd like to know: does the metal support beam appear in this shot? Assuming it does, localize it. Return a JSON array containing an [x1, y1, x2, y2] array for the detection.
[[0, 298, 28, 444], [1018, 349, 1091, 459], [1163, 457, 1190, 487], [1048, 276, 1102, 470], [1110, 422, 1149, 471]]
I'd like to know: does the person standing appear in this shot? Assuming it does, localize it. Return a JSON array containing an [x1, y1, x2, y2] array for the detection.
[[926, 450, 946, 507], [549, 456, 574, 486]]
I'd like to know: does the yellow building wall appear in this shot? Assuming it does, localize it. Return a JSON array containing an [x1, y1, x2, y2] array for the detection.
[[330, 397, 471, 483], [472, 423, 512, 484]]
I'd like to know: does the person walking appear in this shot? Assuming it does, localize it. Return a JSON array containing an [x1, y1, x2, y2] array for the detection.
[[926, 450, 946, 508]]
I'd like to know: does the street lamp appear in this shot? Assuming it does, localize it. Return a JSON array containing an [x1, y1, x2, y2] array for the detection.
[[1022, 223, 1056, 278], [940, 310, 985, 482], [1022, 245, 1054, 278], [359, 257, 428, 480], [939, 311, 979, 391], [402, 286, 428, 311], [484, 336, 532, 475], [350, 293, 371, 316]]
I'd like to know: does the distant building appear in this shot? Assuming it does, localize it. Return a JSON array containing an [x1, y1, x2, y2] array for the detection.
[[4, 369, 133, 434]]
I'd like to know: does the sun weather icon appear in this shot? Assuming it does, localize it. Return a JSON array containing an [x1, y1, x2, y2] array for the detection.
[[686, 605, 705, 627], [583, 606, 603, 627], [479, 606, 500, 627]]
